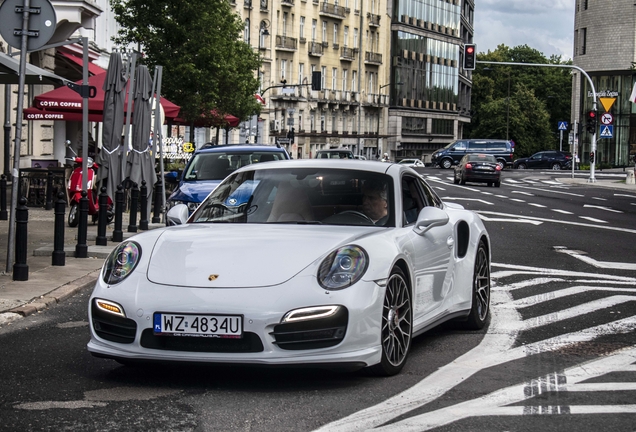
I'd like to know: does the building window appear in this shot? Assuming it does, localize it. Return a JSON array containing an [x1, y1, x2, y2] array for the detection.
[[354, 28, 358, 47], [244, 19, 250, 42], [281, 59, 287, 80], [342, 69, 348, 91], [299, 63, 304, 85], [333, 24, 339, 45], [320, 114, 326, 132], [332, 67, 338, 90], [312, 19, 317, 41], [322, 21, 327, 42], [431, 119, 454, 135], [321, 66, 327, 89], [581, 28, 587, 55], [344, 26, 349, 47], [352, 70, 357, 92], [300, 16, 305, 38]]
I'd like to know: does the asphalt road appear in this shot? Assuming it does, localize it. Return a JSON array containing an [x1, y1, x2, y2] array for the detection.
[[1, 168, 635, 431]]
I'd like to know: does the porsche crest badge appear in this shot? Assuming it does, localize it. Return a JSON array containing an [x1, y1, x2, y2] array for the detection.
[[208, 274, 219, 281]]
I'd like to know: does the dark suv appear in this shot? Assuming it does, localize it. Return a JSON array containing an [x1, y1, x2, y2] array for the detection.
[[431, 139, 514, 169], [513, 151, 572, 170]]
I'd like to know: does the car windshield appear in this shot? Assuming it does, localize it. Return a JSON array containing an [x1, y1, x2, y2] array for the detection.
[[183, 151, 285, 181], [467, 154, 497, 163], [190, 168, 394, 226]]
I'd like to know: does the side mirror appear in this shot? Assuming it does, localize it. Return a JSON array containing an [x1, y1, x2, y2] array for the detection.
[[166, 204, 189, 226], [65, 139, 72, 148], [413, 206, 449, 235], [164, 171, 179, 183]]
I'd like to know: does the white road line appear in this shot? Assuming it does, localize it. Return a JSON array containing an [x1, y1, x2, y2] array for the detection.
[[528, 203, 547, 208], [554, 246, 636, 270], [502, 183, 585, 197], [592, 196, 608, 201], [502, 286, 636, 307], [476, 211, 636, 234], [504, 179, 522, 184], [512, 191, 535, 196], [510, 198, 526, 203], [442, 197, 494, 205], [552, 209, 573, 214], [494, 195, 508, 199], [491, 263, 636, 282], [615, 193, 636, 198], [579, 216, 607, 223], [478, 215, 543, 225], [583, 204, 623, 213], [541, 180, 564, 185]]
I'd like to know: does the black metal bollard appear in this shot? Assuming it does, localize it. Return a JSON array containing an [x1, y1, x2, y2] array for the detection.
[[112, 184, 124, 242], [45, 170, 53, 210], [139, 180, 149, 230], [127, 183, 138, 233], [75, 190, 89, 258], [0, 174, 7, 220], [13, 197, 28, 281], [152, 179, 162, 224], [52, 192, 66, 266], [96, 186, 108, 246]]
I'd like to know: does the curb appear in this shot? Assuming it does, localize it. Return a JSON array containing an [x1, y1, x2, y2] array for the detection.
[[6, 269, 101, 317]]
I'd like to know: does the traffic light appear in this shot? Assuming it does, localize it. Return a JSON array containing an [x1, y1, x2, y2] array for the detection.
[[589, 152, 595, 164], [287, 127, 295, 144], [463, 44, 476, 70], [586, 110, 597, 134], [311, 71, 322, 91]]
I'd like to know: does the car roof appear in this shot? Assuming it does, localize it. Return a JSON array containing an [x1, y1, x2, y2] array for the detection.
[[233, 158, 398, 175]]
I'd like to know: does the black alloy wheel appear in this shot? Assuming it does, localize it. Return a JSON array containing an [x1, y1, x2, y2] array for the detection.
[[462, 240, 491, 330], [369, 267, 412, 376]]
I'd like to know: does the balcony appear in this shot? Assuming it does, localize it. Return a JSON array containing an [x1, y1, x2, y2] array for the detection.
[[340, 47, 355, 61], [319, 2, 346, 19], [367, 13, 380, 27], [281, 0, 294, 6], [259, 0, 268, 10], [308, 42, 324, 56], [364, 51, 382, 65], [275, 35, 298, 52]]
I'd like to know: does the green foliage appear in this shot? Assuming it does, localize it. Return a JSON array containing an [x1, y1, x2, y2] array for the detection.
[[466, 44, 573, 158], [109, 0, 262, 124]]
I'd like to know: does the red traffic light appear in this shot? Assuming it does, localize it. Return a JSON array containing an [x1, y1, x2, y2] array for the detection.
[[588, 110, 596, 119], [466, 46, 474, 55]]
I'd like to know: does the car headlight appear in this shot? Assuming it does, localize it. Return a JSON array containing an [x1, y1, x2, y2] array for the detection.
[[317, 245, 368, 290], [103, 241, 141, 285]]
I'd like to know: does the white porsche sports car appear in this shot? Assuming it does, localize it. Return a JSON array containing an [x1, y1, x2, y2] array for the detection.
[[88, 160, 491, 376]]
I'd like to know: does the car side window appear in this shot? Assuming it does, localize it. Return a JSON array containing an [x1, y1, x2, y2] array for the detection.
[[453, 141, 467, 150], [417, 176, 443, 208], [401, 175, 424, 225]]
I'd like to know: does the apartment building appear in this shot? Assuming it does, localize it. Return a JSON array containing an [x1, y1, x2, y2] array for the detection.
[[572, 0, 636, 166]]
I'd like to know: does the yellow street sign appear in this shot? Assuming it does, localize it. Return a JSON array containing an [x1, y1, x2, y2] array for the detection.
[[599, 97, 616, 112]]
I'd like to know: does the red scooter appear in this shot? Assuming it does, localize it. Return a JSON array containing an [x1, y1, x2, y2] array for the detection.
[[66, 143, 114, 227]]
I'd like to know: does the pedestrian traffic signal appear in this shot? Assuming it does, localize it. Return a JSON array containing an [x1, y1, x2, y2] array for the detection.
[[586, 110, 597, 134], [463, 44, 476, 70], [287, 127, 295, 144], [589, 152, 595, 164]]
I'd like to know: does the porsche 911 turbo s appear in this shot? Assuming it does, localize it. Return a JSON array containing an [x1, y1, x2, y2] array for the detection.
[[88, 160, 491, 376]]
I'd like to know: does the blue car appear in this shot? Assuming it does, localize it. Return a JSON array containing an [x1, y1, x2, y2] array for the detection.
[[166, 144, 289, 216]]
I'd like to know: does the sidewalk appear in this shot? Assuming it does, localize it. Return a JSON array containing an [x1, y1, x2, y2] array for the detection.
[[556, 168, 636, 190], [0, 204, 162, 326]]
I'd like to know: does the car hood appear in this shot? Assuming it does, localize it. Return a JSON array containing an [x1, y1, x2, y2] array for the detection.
[[168, 180, 222, 203], [146, 224, 373, 288]]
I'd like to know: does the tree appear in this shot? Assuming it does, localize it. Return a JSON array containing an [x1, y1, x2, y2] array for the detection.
[[109, 0, 262, 125], [466, 44, 573, 158]]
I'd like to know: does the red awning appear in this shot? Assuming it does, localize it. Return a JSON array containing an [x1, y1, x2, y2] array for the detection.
[[58, 51, 107, 76], [24, 107, 103, 122], [26, 72, 181, 121]]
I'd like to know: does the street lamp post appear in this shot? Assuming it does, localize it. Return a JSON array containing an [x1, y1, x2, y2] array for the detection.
[[377, 81, 403, 159], [506, 71, 510, 141], [254, 24, 269, 144]]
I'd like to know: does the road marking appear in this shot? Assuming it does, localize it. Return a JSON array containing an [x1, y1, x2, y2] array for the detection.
[[476, 211, 636, 234], [592, 196, 608, 201], [510, 198, 526, 203], [579, 216, 607, 223], [583, 204, 623, 213], [478, 215, 543, 225], [512, 191, 535, 196], [504, 179, 522, 183], [502, 183, 584, 197], [494, 195, 508, 199], [528, 203, 547, 208], [442, 197, 494, 205], [552, 209, 573, 214], [554, 246, 636, 270], [615, 193, 636, 198], [541, 180, 564, 185]]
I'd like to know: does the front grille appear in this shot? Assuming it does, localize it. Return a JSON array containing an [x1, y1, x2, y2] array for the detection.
[[91, 301, 137, 344], [271, 307, 348, 350], [140, 329, 264, 353]]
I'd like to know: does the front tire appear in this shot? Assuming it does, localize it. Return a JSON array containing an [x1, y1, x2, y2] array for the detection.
[[368, 267, 412, 376], [551, 163, 561, 170], [517, 163, 526, 170], [462, 240, 491, 330], [441, 159, 453, 169], [68, 203, 79, 227]]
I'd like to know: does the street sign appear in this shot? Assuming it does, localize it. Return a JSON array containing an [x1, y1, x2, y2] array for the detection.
[[600, 112, 613, 125], [286, 118, 294, 126], [599, 125, 613, 138], [558, 121, 568, 130], [599, 97, 616, 112], [0, 0, 56, 51], [277, 138, 291, 144]]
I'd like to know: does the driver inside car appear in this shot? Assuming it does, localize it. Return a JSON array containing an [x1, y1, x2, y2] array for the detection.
[[361, 179, 389, 226]]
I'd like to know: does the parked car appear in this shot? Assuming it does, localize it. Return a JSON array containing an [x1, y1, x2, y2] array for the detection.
[[513, 151, 572, 170], [398, 158, 425, 167], [88, 160, 491, 376], [354, 155, 367, 160], [165, 144, 289, 215], [315, 149, 354, 159], [454, 153, 502, 187], [431, 139, 514, 169]]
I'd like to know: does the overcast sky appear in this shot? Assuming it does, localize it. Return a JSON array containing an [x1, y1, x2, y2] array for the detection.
[[473, 0, 575, 60]]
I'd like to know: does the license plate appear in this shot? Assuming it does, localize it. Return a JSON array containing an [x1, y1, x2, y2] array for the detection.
[[153, 313, 243, 338], [474, 166, 493, 171]]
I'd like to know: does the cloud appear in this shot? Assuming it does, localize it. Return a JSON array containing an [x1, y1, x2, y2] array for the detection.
[[475, 0, 575, 59]]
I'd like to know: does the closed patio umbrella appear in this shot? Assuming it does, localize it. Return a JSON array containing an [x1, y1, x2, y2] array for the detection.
[[97, 52, 127, 200], [126, 65, 156, 202]]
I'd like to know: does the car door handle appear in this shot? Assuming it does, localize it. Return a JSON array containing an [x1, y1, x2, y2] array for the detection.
[[447, 236, 454, 249]]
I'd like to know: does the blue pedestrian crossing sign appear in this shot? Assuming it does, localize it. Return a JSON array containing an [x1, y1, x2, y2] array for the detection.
[[557, 121, 568, 130], [599, 125, 613, 138]]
